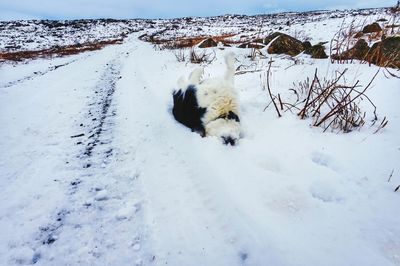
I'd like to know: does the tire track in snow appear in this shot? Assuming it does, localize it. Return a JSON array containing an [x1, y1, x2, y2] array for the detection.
[[24, 58, 122, 264], [0, 54, 92, 89], [0, 43, 125, 265], [24, 44, 147, 265]]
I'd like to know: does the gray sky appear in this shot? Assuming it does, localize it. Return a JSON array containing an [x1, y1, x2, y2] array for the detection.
[[0, 0, 395, 20]]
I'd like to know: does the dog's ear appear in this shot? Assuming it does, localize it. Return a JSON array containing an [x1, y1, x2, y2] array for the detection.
[[188, 67, 203, 85]]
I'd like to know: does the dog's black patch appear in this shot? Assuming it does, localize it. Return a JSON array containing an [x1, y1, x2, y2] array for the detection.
[[218, 111, 240, 122], [172, 85, 206, 136]]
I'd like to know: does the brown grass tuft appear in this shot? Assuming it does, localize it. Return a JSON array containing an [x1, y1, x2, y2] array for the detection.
[[0, 39, 123, 62]]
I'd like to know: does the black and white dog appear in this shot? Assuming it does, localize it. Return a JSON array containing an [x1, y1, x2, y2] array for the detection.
[[172, 53, 241, 145]]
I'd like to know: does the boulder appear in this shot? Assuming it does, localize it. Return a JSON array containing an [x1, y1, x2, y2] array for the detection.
[[332, 37, 400, 68], [265, 32, 305, 56], [304, 43, 328, 59], [263, 32, 286, 45], [198, 38, 217, 48], [368, 36, 400, 68], [354, 31, 364, 38], [302, 41, 312, 50], [331, 39, 370, 61], [362, 22, 382, 33]]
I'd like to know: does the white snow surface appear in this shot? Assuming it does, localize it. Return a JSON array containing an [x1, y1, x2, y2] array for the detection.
[[1, 11, 400, 266]]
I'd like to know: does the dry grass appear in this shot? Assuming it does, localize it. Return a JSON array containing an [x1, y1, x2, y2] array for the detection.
[[173, 48, 187, 62], [189, 48, 216, 64], [330, 5, 400, 70], [291, 68, 384, 133], [0, 39, 123, 62], [148, 34, 236, 50], [262, 61, 386, 133], [171, 47, 216, 64]]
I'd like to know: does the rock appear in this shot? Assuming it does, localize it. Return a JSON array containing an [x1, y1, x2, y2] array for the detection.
[[253, 38, 265, 44], [302, 41, 312, 50], [265, 32, 305, 56], [237, 42, 264, 49], [368, 36, 400, 68], [354, 31, 364, 38], [331, 39, 370, 61], [332, 37, 400, 68], [263, 32, 285, 45], [198, 38, 217, 48], [362, 22, 382, 33], [304, 43, 328, 59]]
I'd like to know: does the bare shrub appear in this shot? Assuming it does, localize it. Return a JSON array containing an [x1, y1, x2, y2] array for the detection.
[[173, 48, 187, 62], [291, 69, 385, 133], [261, 62, 388, 133], [189, 48, 216, 64], [330, 18, 368, 64]]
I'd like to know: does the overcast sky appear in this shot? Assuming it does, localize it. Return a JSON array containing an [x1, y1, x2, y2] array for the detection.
[[0, 0, 395, 21]]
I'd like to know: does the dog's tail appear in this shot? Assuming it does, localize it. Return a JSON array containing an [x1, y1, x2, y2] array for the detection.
[[224, 52, 235, 86]]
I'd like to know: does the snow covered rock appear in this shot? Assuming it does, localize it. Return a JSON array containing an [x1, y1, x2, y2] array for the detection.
[[265, 32, 305, 56]]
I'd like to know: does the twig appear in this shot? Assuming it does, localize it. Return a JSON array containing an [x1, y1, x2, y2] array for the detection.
[[278, 94, 284, 111], [71, 133, 85, 138], [264, 59, 281, 117], [298, 68, 318, 119], [373, 116, 389, 134], [311, 69, 348, 117], [388, 169, 395, 182]]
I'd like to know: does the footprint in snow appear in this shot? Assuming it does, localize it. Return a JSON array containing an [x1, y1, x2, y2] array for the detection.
[[94, 190, 109, 201], [311, 151, 338, 172], [309, 180, 345, 203]]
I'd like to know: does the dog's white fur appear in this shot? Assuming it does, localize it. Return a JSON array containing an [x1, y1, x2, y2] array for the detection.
[[177, 52, 241, 143]]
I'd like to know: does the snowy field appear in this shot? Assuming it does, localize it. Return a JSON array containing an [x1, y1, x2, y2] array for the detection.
[[0, 8, 399, 266]]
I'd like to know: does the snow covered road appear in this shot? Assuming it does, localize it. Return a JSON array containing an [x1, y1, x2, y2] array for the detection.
[[1, 34, 399, 266]]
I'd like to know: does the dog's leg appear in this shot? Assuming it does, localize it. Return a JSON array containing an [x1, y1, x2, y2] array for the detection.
[[224, 52, 236, 87]]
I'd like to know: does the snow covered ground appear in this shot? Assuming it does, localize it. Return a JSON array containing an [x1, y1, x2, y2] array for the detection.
[[0, 9, 399, 266]]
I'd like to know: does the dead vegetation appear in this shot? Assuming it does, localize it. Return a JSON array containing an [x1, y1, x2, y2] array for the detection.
[[145, 34, 235, 50], [0, 39, 123, 62], [173, 48, 187, 62], [262, 59, 281, 117], [263, 62, 387, 133], [189, 48, 216, 64], [293, 68, 383, 133], [330, 6, 400, 70], [173, 47, 216, 64]]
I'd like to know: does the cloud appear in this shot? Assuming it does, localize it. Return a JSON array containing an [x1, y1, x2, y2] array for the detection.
[[0, 0, 395, 21]]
